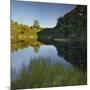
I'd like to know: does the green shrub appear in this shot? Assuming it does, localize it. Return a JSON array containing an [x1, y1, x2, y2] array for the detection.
[[11, 58, 87, 90]]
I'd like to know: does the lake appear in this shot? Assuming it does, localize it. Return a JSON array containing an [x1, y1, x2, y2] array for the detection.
[[11, 45, 73, 71], [11, 39, 86, 80]]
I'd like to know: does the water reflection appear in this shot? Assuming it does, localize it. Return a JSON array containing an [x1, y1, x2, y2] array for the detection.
[[11, 37, 87, 73], [11, 45, 73, 72], [41, 40, 87, 70], [11, 38, 42, 52]]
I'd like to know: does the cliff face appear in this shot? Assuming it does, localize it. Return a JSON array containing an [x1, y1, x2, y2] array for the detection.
[[37, 5, 87, 40], [54, 5, 87, 38]]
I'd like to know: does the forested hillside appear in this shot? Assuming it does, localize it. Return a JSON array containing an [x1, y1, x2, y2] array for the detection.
[[37, 5, 87, 41]]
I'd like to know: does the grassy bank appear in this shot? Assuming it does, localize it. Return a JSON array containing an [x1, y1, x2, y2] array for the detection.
[[11, 58, 87, 90]]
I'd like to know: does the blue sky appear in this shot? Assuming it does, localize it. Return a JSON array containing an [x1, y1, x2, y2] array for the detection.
[[11, 0, 76, 28]]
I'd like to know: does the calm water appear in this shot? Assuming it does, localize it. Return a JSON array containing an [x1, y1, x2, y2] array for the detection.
[[11, 45, 73, 72], [11, 38, 86, 80]]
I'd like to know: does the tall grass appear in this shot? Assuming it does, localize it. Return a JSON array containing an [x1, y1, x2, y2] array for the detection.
[[11, 58, 87, 90]]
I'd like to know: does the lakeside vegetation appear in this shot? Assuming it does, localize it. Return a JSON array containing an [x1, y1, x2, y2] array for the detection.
[[11, 58, 87, 90], [11, 20, 43, 51]]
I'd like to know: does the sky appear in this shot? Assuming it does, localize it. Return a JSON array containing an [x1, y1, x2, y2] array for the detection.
[[11, 0, 76, 28]]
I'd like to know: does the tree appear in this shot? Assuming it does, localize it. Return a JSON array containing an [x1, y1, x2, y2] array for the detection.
[[33, 20, 41, 32]]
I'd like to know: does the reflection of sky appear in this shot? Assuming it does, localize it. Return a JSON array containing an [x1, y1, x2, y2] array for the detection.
[[11, 45, 73, 72], [11, 0, 76, 27]]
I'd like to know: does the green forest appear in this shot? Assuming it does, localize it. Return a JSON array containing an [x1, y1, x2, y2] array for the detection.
[[11, 20, 43, 51]]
